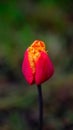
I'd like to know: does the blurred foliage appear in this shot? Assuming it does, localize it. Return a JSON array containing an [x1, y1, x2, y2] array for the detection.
[[0, 0, 73, 130], [0, 0, 73, 71]]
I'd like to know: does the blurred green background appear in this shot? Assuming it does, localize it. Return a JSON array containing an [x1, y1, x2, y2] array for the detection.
[[0, 0, 73, 130]]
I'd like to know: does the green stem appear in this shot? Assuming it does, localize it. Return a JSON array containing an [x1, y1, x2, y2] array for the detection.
[[37, 85, 43, 130]]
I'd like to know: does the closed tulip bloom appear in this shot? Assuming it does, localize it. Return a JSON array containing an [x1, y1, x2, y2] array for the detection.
[[22, 40, 54, 85]]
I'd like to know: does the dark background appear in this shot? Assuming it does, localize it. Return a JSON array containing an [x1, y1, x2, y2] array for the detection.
[[0, 0, 73, 130]]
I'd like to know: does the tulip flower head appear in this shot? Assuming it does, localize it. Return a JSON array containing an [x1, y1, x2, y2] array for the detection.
[[22, 40, 54, 85]]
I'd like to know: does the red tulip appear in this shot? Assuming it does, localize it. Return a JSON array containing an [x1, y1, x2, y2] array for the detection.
[[22, 40, 54, 85]]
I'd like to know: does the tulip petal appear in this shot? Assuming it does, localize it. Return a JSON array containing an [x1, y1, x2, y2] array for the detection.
[[22, 50, 34, 85], [35, 52, 54, 85]]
